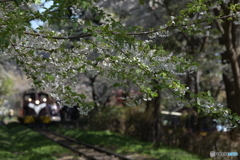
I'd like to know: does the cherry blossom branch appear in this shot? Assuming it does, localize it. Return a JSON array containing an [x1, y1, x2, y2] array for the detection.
[[11, 43, 55, 52], [24, 31, 92, 39], [0, 0, 15, 2], [23, 12, 239, 40]]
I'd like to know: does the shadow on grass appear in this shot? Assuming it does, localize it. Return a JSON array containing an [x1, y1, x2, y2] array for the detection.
[[50, 126, 207, 160], [0, 122, 74, 160]]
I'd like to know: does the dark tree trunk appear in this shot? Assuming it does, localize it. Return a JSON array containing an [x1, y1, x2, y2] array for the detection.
[[89, 74, 99, 109], [88, 74, 99, 122], [152, 90, 161, 147], [215, 2, 240, 115], [144, 87, 161, 146]]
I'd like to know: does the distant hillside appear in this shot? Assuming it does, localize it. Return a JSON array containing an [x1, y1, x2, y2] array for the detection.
[[8, 70, 31, 92]]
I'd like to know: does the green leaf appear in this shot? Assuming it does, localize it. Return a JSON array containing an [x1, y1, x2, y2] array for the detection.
[[79, 94, 86, 99], [207, 91, 211, 96], [197, 108, 201, 113], [47, 75, 55, 82], [136, 69, 141, 73], [233, 116, 238, 121], [113, 83, 121, 87], [139, 0, 144, 5], [83, 28, 88, 33], [96, 34, 102, 41], [104, 24, 109, 31], [16, 0, 22, 4], [35, 0, 41, 3], [111, 21, 117, 29], [190, 93, 194, 98]]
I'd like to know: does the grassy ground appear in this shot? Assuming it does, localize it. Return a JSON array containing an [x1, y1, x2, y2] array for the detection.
[[49, 124, 210, 160], [0, 117, 210, 160], [0, 122, 77, 160]]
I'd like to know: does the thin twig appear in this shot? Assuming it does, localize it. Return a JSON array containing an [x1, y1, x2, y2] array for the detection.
[[0, 0, 15, 2], [24, 31, 92, 39]]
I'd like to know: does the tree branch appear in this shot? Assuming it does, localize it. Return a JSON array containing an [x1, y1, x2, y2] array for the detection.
[[24, 31, 92, 39], [23, 12, 239, 40], [0, 0, 15, 2]]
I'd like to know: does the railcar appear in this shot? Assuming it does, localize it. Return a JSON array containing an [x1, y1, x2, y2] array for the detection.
[[16, 89, 61, 124], [60, 105, 80, 122], [161, 110, 218, 136]]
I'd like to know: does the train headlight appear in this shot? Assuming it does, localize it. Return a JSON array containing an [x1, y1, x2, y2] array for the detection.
[[35, 100, 40, 105], [28, 98, 32, 102], [43, 98, 47, 102]]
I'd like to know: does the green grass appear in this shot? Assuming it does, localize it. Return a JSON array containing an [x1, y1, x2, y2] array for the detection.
[[49, 125, 209, 160], [0, 122, 75, 160]]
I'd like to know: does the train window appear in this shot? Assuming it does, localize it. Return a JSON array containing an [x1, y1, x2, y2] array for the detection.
[[24, 94, 35, 102], [39, 94, 48, 102]]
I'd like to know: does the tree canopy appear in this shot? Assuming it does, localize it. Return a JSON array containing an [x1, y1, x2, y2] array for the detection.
[[1, 0, 240, 126]]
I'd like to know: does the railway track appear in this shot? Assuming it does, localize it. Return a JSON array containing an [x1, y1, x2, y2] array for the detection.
[[32, 128, 133, 160]]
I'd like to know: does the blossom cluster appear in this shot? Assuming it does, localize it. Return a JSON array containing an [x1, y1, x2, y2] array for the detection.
[[1, 0, 237, 119]]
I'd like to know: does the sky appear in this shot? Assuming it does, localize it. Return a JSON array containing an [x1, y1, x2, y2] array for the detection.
[[30, 1, 53, 29]]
